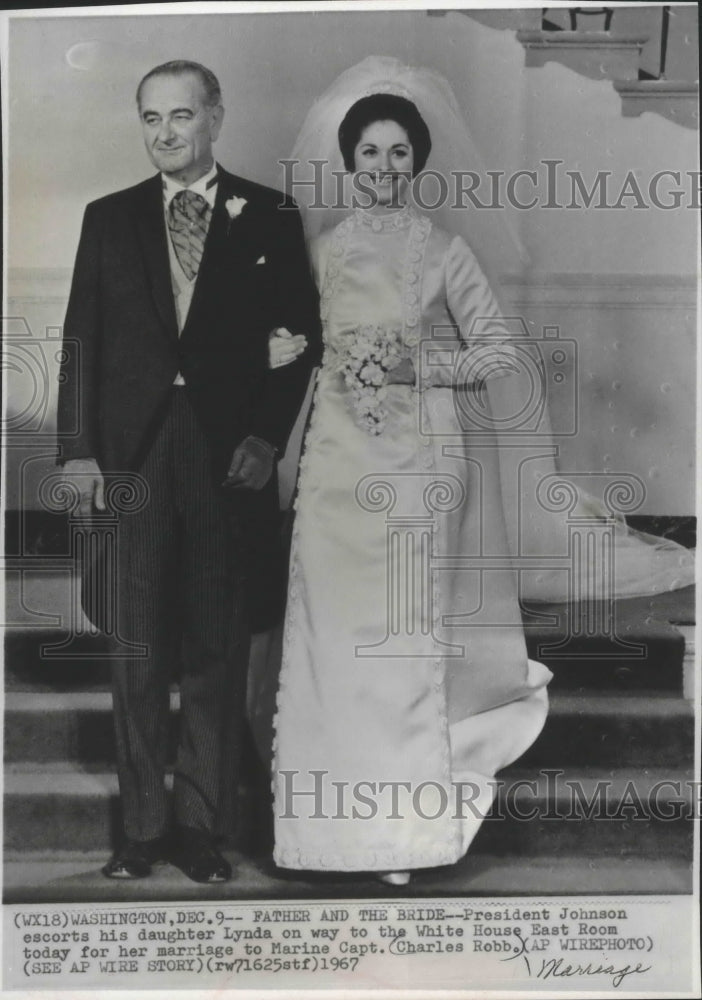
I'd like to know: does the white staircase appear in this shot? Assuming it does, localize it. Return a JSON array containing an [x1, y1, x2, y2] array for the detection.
[[430, 4, 699, 129]]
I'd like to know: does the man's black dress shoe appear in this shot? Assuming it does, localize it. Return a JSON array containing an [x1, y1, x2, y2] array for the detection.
[[102, 836, 169, 879], [172, 827, 232, 884]]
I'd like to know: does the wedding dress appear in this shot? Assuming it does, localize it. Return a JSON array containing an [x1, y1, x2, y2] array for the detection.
[[272, 205, 552, 871]]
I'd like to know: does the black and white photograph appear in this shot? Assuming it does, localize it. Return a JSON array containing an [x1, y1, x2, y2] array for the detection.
[[1, 1, 700, 995]]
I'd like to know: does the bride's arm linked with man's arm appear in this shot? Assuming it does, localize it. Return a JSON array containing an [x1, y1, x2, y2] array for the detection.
[[267, 230, 515, 396]]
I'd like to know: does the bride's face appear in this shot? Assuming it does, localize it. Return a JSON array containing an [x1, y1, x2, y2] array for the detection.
[[353, 120, 414, 207]]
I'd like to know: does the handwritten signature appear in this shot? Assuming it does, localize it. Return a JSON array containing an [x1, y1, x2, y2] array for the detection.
[[502, 932, 651, 988], [535, 956, 652, 989]]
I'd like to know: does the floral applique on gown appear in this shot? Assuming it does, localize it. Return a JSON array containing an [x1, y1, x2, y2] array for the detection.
[[271, 206, 552, 872]]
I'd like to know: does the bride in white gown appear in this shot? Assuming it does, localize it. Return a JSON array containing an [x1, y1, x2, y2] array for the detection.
[[264, 58, 694, 883], [270, 65, 556, 883]]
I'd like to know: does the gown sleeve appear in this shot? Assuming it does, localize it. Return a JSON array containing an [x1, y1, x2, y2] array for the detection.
[[415, 234, 518, 391], [310, 229, 333, 294]]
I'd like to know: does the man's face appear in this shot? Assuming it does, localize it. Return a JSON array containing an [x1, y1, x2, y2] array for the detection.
[[139, 72, 223, 183]]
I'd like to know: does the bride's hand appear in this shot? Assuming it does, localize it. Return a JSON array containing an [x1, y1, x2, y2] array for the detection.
[[385, 357, 415, 385], [269, 327, 307, 369]]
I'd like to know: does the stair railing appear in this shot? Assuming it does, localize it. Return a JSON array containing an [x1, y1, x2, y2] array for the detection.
[[541, 7, 614, 31], [540, 5, 674, 82], [639, 5, 672, 80]]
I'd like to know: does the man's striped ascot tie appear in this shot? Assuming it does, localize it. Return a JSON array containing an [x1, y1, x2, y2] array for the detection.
[[167, 186, 215, 281]]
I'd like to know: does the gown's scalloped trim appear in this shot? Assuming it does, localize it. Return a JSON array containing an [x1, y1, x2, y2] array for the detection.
[[320, 214, 354, 327], [274, 843, 465, 872], [270, 249, 334, 807], [401, 212, 431, 342]]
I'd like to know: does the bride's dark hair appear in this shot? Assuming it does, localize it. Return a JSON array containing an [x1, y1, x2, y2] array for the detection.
[[338, 94, 431, 175]]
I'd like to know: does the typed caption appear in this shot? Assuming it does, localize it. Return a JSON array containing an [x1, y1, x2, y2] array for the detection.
[[3, 895, 697, 994]]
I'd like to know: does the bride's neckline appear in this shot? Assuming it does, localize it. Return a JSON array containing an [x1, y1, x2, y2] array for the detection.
[[353, 203, 413, 232]]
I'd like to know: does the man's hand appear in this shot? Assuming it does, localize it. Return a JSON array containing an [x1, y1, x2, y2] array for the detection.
[[62, 458, 105, 517], [222, 436, 275, 491], [385, 357, 416, 385], [269, 327, 308, 369]]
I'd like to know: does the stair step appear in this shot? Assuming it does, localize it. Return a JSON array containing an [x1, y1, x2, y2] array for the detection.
[[436, 8, 543, 33], [4, 563, 92, 631], [613, 79, 699, 129], [3, 853, 692, 904], [3, 690, 165, 765], [4, 764, 693, 858], [521, 693, 694, 767], [5, 630, 115, 691], [472, 767, 694, 859], [6, 589, 693, 695], [517, 29, 648, 80], [519, 30, 651, 46], [521, 585, 694, 693], [4, 691, 694, 768]]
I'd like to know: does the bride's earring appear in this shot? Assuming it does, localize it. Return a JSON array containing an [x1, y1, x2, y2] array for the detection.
[[376, 871, 411, 886]]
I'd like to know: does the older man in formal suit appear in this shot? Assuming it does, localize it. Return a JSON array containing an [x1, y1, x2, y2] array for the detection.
[[57, 60, 320, 883]]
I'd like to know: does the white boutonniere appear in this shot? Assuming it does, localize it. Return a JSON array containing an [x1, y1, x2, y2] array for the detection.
[[225, 196, 247, 220]]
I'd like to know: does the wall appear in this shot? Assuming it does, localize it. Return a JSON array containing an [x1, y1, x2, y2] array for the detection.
[[5, 9, 698, 512]]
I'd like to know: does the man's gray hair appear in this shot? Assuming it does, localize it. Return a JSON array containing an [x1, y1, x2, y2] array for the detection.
[[136, 60, 222, 109]]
